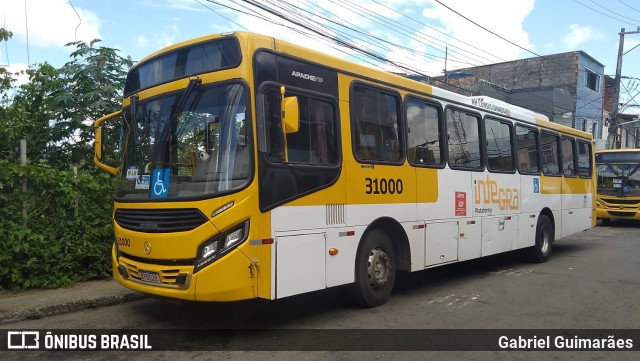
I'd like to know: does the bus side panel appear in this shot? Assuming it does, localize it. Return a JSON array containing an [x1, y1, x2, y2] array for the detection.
[[519, 174, 540, 248], [472, 172, 520, 256], [326, 225, 367, 287], [418, 168, 471, 221], [418, 168, 473, 263], [539, 175, 563, 240], [275, 232, 325, 299], [561, 177, 593, 236]]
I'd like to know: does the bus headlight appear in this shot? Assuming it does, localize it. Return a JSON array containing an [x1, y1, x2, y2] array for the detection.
[[194, 220, 249, 273]]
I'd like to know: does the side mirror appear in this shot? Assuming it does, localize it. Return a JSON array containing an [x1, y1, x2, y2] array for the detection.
[[93, 110, 124, 176], [280, 86, 299, 134]]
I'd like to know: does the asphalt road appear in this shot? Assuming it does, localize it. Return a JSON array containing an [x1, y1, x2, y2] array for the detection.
[[3, 221, 640, 360]]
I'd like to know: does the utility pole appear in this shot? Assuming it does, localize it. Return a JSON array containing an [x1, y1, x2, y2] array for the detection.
[[21, 138, 27, 219], [611, 27, 640, 149]]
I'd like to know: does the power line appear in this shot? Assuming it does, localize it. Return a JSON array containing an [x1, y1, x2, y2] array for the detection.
[[68, 0, 81, 42], [370, 0, 506, 64], [195, 0, 249, 31], [618, 0, 640, 14], [2, 14, 9, 66], [24, 0, 30, 68], [571, 0, 639, 27], [433, 0, 541, 58], [586, 0, 640, 24], [208, 0, 611, 119]]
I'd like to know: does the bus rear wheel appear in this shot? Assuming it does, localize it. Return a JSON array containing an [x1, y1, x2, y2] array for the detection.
[[529, 214, 553, 263], [349, 229, 396, 308]]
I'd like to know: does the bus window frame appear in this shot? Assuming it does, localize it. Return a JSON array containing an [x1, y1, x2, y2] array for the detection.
[[404, 95, 445, 169], [514, 123, 541, 175], [257, 81, 342, 170], [443, 105, 485, 172], [349, 81, 405, 166], [561, 136, 578, 178], [576, 139, 593, 178], [124, 36, 242, 98], [540, 130, 562, 177], [483, 116, 516, 174]]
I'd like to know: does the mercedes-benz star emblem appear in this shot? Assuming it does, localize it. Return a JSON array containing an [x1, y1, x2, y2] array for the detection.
[[144, 241, 152, 255]]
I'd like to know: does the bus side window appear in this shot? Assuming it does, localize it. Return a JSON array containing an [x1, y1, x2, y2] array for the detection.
[[541, 131, 561, 176], [285, 97, 338, 165], [261, 86, 338, 166], [446, 108, 482, 169], [264, 87, 290, 163], [562, 137, 577, 177], [406, 98, 442, 166], [515, 125, 540, 174], [577, 140, 592, 178], [351, 85, 402, 163], [485, 118, 514, 172]]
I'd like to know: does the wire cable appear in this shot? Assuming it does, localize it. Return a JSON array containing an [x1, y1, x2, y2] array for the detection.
[[68, 0, 81, 42]]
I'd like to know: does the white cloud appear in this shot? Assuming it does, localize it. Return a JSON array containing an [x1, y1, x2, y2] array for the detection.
[[420, 0, 535, 68], [152, 25, 181, 48], [5, 63, 31, 86], [1, 0, 101, 49], [137, 35, 150, 48], [128, 0, 535, 78], [563, 24, 605, 49]]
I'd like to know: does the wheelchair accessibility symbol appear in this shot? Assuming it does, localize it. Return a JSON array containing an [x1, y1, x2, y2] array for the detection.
[[151, 168, 170, 198], [533, 178, 540, 194]]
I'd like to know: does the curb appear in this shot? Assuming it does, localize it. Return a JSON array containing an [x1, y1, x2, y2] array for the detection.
[[0, 292, 146, 325]]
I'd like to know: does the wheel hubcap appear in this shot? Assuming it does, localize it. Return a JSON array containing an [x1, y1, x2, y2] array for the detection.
[[367, 246, 391, 288]]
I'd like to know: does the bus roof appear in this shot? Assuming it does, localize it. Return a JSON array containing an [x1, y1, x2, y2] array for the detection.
[[596, 148, 640, 153], [131, 31, 587, 138]]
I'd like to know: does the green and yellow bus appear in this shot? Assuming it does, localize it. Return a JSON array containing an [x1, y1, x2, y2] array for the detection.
[[595, 149, 640, 224], [94, 32, 595, 307]]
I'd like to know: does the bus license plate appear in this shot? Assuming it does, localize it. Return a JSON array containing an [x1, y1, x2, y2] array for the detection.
[[139, 271, 161, 283]]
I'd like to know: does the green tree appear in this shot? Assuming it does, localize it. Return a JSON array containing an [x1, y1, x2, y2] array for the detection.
[[0, 29, 132, 290]]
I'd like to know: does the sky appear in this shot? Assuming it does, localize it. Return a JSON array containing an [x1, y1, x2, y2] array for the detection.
[[1, 0, 640, 110]]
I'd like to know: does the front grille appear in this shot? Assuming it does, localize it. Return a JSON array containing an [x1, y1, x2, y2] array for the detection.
[[120, 257, 192, 288], [607, 211, 637, 217], [600, 198, 640, 206], [120, 252, 194, 266], [115, 208, 208, 233]]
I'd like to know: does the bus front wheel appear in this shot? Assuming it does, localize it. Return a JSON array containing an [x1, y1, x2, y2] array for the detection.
[[529, 214, 554, 263], [349, 229, 396, 308]]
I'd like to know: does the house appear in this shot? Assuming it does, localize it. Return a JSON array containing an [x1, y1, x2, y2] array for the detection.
[[432, 51, 605, 144]]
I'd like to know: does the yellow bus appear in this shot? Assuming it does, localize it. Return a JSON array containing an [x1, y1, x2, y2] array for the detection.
[[595, 149, 640, 224], [94, 32, 595, 307]]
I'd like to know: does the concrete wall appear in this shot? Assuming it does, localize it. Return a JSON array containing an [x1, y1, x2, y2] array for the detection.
[[436, 52, 605, 140], [576, 54, 605, 138]]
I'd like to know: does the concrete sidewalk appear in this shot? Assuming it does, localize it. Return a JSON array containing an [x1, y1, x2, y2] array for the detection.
[[0, 279, 145, 324]]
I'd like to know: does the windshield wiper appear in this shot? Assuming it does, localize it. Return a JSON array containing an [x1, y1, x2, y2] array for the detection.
[[152, 78, 202, 167], [171, 78, 202, 119]]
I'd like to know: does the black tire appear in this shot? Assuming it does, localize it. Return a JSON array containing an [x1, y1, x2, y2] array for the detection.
[[601, 218, 611, 226], [529, 214, 554, 263], [349, 229, 396, 308]]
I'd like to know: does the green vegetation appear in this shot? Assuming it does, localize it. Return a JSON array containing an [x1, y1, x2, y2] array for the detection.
[[0, 29, 133, 291]]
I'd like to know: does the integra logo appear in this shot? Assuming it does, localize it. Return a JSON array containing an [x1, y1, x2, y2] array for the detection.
[[291, 70, 324, 83]]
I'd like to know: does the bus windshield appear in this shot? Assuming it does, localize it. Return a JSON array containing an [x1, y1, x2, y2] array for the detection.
[[596, 152, 640, 197], [116, 82, 251, 200]]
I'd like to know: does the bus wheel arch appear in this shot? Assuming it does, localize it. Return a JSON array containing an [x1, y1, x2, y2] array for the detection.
[[349, 218, 409, 307], [367, 217, 411, 271]]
